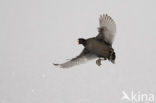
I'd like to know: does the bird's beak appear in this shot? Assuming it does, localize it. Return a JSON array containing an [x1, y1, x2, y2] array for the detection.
[[77, 40, 79, 45]]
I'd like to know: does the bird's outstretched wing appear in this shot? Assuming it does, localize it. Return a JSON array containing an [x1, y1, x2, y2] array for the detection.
[[53, 49, 97, 68], [96, 14, 116, 45]]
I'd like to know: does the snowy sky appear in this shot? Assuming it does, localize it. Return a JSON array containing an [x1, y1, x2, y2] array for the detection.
[[0, 0, 156, 103]]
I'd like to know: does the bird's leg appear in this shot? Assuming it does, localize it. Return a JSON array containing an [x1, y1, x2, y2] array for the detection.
[[96, 58, 107, 66], [96, 58, 102, 66]]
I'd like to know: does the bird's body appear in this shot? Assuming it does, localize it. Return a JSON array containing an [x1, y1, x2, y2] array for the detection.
[[85, 38, 112, 58], [53, 14, 116, 68]]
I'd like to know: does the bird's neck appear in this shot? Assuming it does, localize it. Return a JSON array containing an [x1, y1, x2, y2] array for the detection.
[[82, 40, 87, 46]]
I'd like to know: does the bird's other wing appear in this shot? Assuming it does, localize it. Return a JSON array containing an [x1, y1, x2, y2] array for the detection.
[[96, 14, 116, 45], [53, 49, 97, 68]]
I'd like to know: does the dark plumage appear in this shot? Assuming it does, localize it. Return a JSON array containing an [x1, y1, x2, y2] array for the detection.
[[53, 14, 116, 68], [78, 37, 115, 65], [78, 38, 87, 46], [80, 38, 110, 57]]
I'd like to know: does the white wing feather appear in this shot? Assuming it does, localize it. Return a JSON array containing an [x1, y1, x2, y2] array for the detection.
[[99, 14, 116, 44], [54, 54, 97, 68]]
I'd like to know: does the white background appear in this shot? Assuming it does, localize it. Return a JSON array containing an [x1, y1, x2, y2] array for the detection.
[[0, 0, 156, 103]]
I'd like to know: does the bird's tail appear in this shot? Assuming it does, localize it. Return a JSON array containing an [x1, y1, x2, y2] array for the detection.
[[109, 50, 116, 64]]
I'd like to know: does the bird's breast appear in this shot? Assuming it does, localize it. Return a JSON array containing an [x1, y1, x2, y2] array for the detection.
[[85, 39, 110, 57]]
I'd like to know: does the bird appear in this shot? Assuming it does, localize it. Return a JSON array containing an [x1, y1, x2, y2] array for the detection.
[[53, 14, 116, 68]]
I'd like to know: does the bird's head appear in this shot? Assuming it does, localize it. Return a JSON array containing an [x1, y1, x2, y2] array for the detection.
[[78, 38, 87, 46]]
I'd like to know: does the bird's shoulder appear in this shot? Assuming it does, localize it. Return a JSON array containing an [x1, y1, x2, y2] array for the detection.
[[86, 37, 111, 47]]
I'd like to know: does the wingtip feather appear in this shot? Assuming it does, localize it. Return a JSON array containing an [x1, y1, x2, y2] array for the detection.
[[53, 63, 59, 66]]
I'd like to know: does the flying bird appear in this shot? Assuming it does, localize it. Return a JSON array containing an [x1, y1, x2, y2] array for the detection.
[[53, 14, 116, 68]]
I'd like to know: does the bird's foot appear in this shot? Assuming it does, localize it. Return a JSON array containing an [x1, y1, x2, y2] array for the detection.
[[96, 59, 102, 66]]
